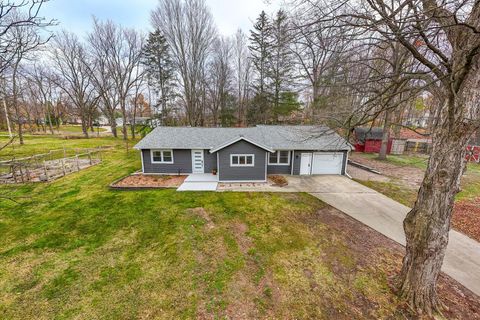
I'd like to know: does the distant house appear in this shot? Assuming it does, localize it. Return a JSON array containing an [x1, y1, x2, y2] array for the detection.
[[352, 127, 392, 154], [134, 126, 352, 182], [116, 117, 152, 127]]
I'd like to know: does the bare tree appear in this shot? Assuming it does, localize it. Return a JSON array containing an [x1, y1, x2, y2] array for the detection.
[[0, 0, 54, 75], [4, 10, 50, 144], [51, 30, 97, 138], [295, 0, 480, 314], [291, 6, 353, 122], [87, 18, 144, 139], [206, 36, 233, 126], [29, 64, 56, 134], [232, 29, 251, 126], [152, 0, 216, 126]]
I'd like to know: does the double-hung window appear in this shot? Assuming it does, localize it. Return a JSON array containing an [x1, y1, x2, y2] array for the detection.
[[268, 151, 290, 165], [230, 154, 254, 167], [151, 150, 174, 164]]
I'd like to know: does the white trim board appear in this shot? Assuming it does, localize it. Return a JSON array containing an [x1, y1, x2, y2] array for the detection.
[[150, 149, 174, 164], [210, 136, 274, 153], [230, 154, 255, 167], [267, 150, 291, 166]]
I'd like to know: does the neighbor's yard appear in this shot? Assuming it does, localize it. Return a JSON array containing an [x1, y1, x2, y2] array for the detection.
[[350, 152, 480, 242], [0, 135, 479, 319]]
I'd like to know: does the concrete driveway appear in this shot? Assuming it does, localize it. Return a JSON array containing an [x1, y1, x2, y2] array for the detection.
[[286, 175, 480, 297]]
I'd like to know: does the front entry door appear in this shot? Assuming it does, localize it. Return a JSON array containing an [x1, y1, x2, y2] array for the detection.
[[192, 150, 204, 173], [300, 153, 312, 175]]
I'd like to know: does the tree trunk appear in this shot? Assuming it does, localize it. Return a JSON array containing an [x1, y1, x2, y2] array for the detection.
[[17, 122, 24, 145], [81, 115, 89, 138], [121, 100, 128, 140], [378, 109, 392, 160], [110, 115, 118, 138], [397, 120, 470, 315], [46, 103, 55, 135]]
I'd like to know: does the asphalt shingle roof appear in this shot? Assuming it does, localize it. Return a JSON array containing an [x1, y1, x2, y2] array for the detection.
[[134, 125, 352, 151]]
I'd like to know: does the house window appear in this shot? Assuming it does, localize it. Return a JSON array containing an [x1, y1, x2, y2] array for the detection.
[[151, 150, 174, 164], [230, 154, 254, 167], [268, 151, 290, 165]]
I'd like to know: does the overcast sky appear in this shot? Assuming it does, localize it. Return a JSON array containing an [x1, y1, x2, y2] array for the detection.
[[41, 0, 282, 36]]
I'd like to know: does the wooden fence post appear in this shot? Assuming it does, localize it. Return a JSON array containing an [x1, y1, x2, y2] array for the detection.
[[61, 158, 66, 176], [18, 164, 25, 183], [75, 155, 80, 171], [44, 161, 49, 181], [25, 165, 31, 182], [88, 152, 92, 165], [12, 164, 17, 184]]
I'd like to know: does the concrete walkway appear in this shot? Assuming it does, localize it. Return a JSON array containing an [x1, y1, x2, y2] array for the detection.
[[177, 173, 219, 191], [287, 175, 480, 297]]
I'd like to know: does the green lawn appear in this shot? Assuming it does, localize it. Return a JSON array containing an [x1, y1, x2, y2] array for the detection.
[[0, 135, 123, 160], [1, 125, 107, 136], [360, 153, 429, 170], [58, 125, 107, 134], [0, 136, 471, 319], [357, 153, 480, 203], [356, 180, 417, 207]]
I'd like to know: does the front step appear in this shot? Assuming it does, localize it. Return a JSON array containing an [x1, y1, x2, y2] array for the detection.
[[177, 181, 218, 191]]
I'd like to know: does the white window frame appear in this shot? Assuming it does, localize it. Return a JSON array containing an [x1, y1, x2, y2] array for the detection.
[[268, 150, 290, 166], [230, 154, 255, 167], [151, 149, 174, 164]]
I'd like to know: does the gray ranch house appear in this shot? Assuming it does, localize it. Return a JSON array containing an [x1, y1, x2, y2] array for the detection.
[[134, 125, 352, 182]]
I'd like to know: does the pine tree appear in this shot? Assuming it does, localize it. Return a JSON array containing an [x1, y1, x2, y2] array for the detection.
[[248, 11, 272, 124], [141, 29, 176, 121], [268, 10, 295, 123]]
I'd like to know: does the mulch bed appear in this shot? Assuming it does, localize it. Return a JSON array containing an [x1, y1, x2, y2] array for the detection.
[[111, 174, 186, 189], [268, 175, 288, 187], [453, 198, 480, 242]]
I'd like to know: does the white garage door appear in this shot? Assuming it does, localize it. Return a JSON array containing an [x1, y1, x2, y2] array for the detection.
[[311, 152, 343, 175]]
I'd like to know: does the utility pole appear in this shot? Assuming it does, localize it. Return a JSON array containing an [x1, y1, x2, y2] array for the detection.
[[3, 98, 12, 138]]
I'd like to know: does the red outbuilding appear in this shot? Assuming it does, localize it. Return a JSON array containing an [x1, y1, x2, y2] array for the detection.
[[352, 127, 392, 154]]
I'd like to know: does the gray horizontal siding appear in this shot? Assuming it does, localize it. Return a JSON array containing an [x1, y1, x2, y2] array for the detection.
[[292, 150, 348, 175], [267, 165, 291, 174], [218, 140, 267, 181], [267, 151, 292, 174], [142, 149, 192, 174], [204, 150, 217, 173]]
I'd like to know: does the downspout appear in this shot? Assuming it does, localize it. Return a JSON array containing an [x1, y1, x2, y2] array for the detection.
[[344, 151, 352, 179], [290, 150, 295, 175], [140, 149, 145, 174]]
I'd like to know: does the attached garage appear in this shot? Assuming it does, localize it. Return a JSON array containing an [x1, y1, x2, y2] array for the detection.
[[299, 152, 345, 175]]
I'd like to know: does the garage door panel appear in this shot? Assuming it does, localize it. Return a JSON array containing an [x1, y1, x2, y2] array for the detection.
[[311, 152, 343, 175]]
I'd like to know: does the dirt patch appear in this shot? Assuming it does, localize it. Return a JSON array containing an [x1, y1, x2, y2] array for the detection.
[[350, 152, 424, 189], [187, 207, 215, 231], [224, 222, 280, 319], [314, 206, 480, 319], [453, 198, 480, 242], [229, 222, 252, 254], [111, 174, 186, 188]]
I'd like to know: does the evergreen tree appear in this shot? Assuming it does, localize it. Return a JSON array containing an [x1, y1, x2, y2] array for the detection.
[[141, 29, 176, 121], [248, 11, 272, 124], [268, 10, 295, 123]]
